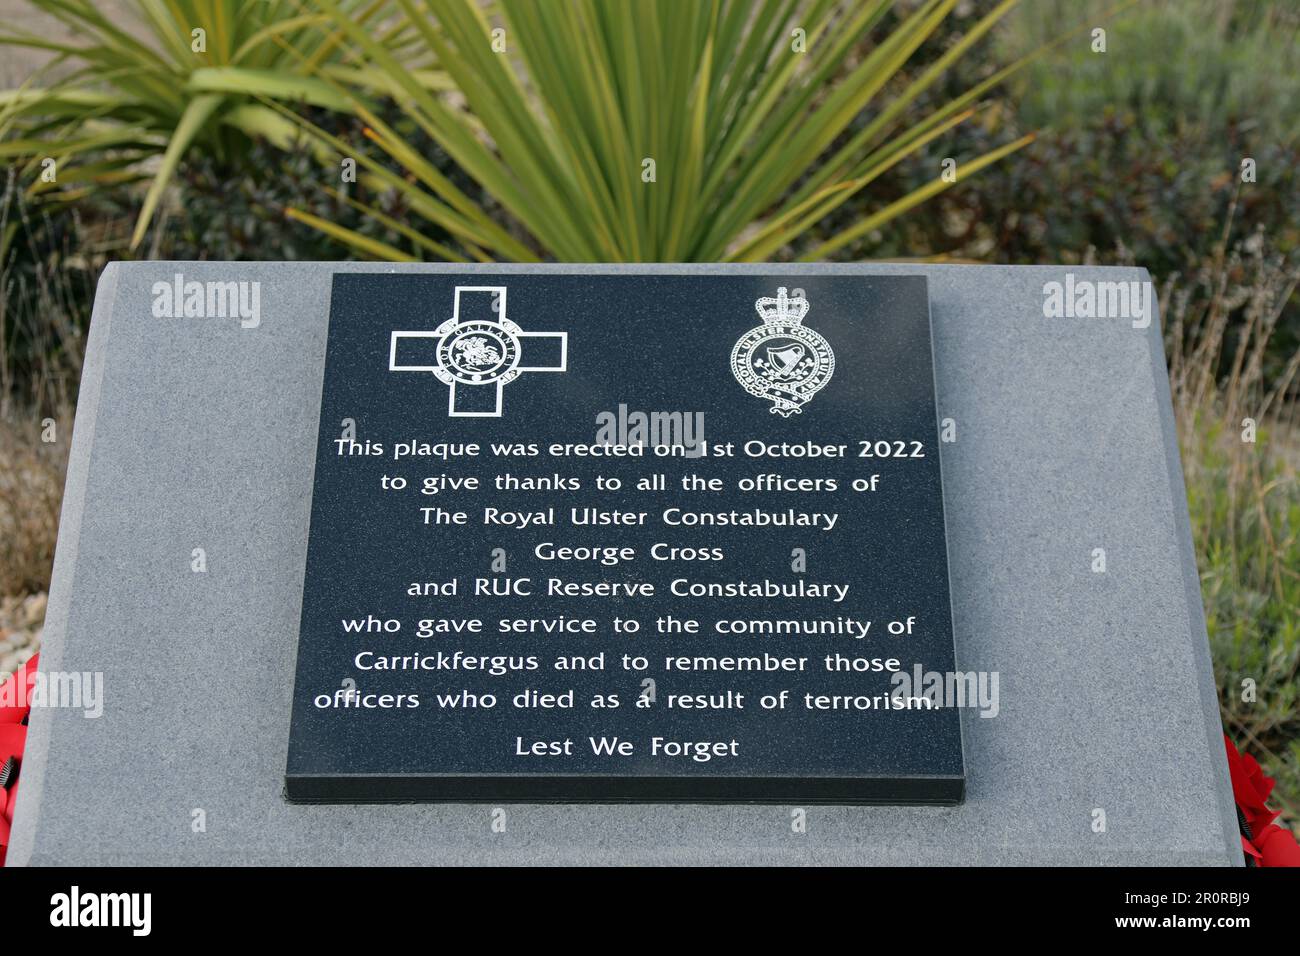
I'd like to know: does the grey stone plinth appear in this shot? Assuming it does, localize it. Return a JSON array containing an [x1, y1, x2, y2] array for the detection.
[[8, 263, 1239, 866]]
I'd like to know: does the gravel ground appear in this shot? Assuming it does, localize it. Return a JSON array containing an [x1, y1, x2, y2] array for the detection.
[[0, 593, 44, 685]]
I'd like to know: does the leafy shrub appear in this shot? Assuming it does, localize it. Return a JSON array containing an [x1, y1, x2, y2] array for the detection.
[[149, 106, 476, 263], [0, 0, 439, 246], [1011, 0, 1300, 147]]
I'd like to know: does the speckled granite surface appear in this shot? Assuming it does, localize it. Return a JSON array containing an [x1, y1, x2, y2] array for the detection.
[[9, 263, 1239, 865]]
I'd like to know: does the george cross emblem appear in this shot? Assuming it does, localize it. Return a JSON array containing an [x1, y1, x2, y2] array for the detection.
[[389, 286, 567, 417]]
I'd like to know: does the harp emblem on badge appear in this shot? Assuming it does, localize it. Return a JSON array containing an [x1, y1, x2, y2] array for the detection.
[[730, 287, 835, 416]]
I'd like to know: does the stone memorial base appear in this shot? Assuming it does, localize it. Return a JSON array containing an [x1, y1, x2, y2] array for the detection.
[[9, 263, 1240, 865]]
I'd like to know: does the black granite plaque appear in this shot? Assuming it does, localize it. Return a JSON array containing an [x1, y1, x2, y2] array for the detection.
[[286, 273, 963, 803]]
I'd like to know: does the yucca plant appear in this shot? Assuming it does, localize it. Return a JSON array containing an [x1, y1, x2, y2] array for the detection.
[[280, 0, 1037, 262], [0, 0, 443, 248]]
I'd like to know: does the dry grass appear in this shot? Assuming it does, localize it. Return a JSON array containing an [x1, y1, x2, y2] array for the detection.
[[0, 171, 88, 418], [1155, 209, 1300, 821], [1, 171, 82, 597], [0, 410, 67, 597]]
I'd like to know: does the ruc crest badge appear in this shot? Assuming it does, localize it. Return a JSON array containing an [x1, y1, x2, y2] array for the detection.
[[730, 287, 834, 416]]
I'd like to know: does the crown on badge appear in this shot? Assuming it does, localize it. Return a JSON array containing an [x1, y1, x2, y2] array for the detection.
[[755, 287, 809, 325]]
